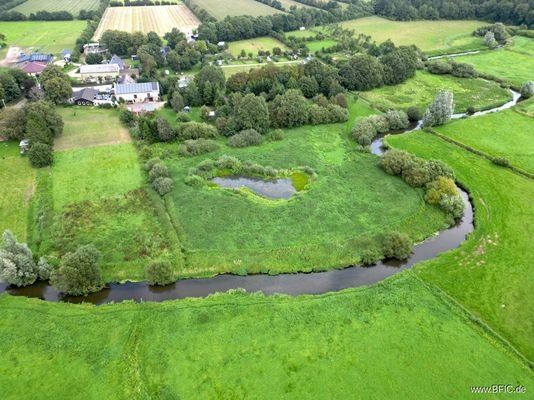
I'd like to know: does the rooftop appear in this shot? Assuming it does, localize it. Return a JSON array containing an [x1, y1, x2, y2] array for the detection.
[[115, 82, 160, 95], [80, 64, 120, 74]]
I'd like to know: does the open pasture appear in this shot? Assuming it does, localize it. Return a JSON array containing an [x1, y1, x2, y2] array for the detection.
[[228, 37, 289, 57], [340, 16, 486, 55], [0, 21, 86, 57], [188, 0, 283, 19], [93, 5, 200, 39], [454, 36, 534, 87], [13, 0, 100, 15], [360, 71, 511, 114]]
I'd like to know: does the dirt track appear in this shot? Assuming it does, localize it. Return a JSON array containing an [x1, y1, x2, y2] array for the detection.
[[0, 46, 22, 67]]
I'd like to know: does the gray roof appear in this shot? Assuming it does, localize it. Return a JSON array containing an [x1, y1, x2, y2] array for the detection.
[[80, 64, 120, 74], [73, 88, 98, 101], [115, 82, 160, 95], [109, 54, 125, 69]]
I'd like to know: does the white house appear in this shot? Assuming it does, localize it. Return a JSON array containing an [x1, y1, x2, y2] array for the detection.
[[79, 64, 120, 81], [114, 82, 160, 103]]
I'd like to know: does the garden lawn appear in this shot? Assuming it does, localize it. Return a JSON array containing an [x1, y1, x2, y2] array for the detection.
[[454, 37, 534, 87], [228, 37, 289, 57], [55, 107, 130, 151], [13, 0, 100, 15], [156, 119, 448, 277], [1, 274, 533, 399], [340, 16, 486, 56], [360, 71, 511, 114], [0, 141, 35, 241], [434, 109, 534, 174], [387, 130, 534, 361], [0, 20, 86, 58]]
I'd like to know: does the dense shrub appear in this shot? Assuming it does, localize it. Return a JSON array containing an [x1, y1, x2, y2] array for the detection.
[[267, 129, 284, 141], [156, 118, 175, 142], [520, 81, 534, 99], [491, 157, 511, 167], [178, 122, 218, 140], [28, 142, 53, 168], [145, 261, 175, 286], [422, 91, 454, 128], [451, 62, 477, 78], [385, 110, 409, 130], [215, 155, 241, 170], [179, 139, 219, 156], [367, 114, 390, 134], [0, 230, 38, 287], [184, 174, 205, 188], [152, 177, 174, 196], [439, 195, 465, 220], [406, 106, 422, 121], [50, 245, 103, 296], [176, 112, 191, 122], [382, 232, 413, 260], [149, 163, 169, 181], [380, 149, 417, 176], [352, 119, 377, 146], [228, 129, 263, 148], [360, 248, 383, 266], [37, 257, 52, 281], [144, 157, 162, 172]]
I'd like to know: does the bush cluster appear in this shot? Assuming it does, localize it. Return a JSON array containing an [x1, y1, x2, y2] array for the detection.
[[145, 158, 174, 196], [382, 232, 413, 260], [352, 110, 409, 146], [179, 139, 219, 156], [28, 142, 53, 168], [228, 129, 263, 148], [427, 60, 477, 78], [520, 81, 534, 99], [145, 260, 175, 286], [380, 149, 464, 221]]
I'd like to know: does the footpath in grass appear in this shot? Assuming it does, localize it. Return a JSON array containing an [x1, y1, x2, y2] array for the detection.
[[1, 274, 532, 399], [0, 141, 35, 241], [454, 37, 534, 87], [387, 131, 534, 361], [340, 16, 485, 55], [0, 21, 86, 57], [434, 109, 534, 174], [361, 71, 511, 114]]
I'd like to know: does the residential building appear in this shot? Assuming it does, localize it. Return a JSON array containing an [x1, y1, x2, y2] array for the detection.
[[114, 82, 160, 103], [21, 61, 47, 76], [79, 64, 120, 81], [72, 87, 115, 106], [109, 54, 126, 71]]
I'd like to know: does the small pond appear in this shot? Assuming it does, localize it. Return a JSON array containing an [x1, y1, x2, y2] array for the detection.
[[210, 176, 297, 199]]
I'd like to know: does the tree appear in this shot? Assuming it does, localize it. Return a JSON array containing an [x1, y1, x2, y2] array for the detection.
[[50, 245, 104, 296], [152, 177, 174, 196], [164, 28, 186, 49], [194, 65, 225, 105], [269, 89, 310, 128], [382, 231, 413, 260], [156, 118, 175, 142], [228, 129, 263, 147], [422, 91, 454, 127], [0, 107, 25, 140], [338, 55, 383, 91], [484, 31, 498, 49], [233, 93, 270, 133], [298, 75, 320, 98], [25, 111, 53, 145], [39, 65, 71, 104], [146, 31, 162, 46], [166, 50, 181, 72], [380, 47, 417, 85], [520, 81, 534, 99], [170, 92, 185, 112], [145, 261, 175, 286], [85, 53, 103, 64], [28, 142, 53, 168], [385, 110, 409, 130], [0, 230, 38, 287]]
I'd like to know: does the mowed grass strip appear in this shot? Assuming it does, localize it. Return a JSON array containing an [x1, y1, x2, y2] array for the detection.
[[0, 21, 87, 57], [0, 142, 35, 241], [55, 107, 130, 151], [387, 131, 534, 361], [340, 16, 486, 55], [189, 0, 283, 19], [435, 109, 534, 174], [13, 0, 100, 15], [1, 274, 533, 399], [360, 71, 511, 114], [228, 37, 289, 57], [52, 143, 143, 211], [454, 37, 534, 87]]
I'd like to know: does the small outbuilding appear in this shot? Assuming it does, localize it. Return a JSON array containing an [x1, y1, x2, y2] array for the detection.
[[19, 139, 30, 154]]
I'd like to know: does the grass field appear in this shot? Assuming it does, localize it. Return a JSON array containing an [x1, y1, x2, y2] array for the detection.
[[55, 107, 130, 151], [340, 16, 486, 55], [1, 274, 533, 399], [284, 28, 319, 39], [0, 20, 86, 57], [13, 0, 100, 15], [93, 5, 200, 38], [387, 125, 534, 361], [360, 71, 512, 114], [454, 37, 534, 87], [434, 109, 534, 174], [0, 142, 35, 241], [306, 39, 337, 52], [155, 109, 448, 277], [228, 37, 289, 57], [189, 0, 283, 19], [278, 0, 315, 9]]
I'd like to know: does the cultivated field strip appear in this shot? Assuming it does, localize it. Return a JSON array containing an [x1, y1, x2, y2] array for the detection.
[[13, 0, 100, 15], [93, 5, 200, 39], [189, 0, 284, 19]]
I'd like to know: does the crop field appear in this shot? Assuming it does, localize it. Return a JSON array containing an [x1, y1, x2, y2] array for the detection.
[[454, 37, 534, 87], [434, 109, 534, 174], [227, 37, 289, 57], [188, 0, 283, 19], [159, 109, 448, 277], [93, 5, 200, 39], [55, 107, 130, 151], [0, 142, 35, 241], [13, 0, 100, 15], [388, 122, 534, 361], [0, 21, 86, 57], [2, 274, 534, 399], [360, 71, 511, 114], [340, 17, 486, 55]]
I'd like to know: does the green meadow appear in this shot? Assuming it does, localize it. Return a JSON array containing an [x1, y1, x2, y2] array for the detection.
[[227, 37, 289, 57]]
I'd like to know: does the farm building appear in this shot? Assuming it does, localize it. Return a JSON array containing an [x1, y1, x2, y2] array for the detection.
[[17, 53, 54, 65], [71, 88, 115, 106], [21, 61, 48, 76], [109, 54, 126, 71], [79, 64, 120, 81], [114, 82, 160, 103]]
